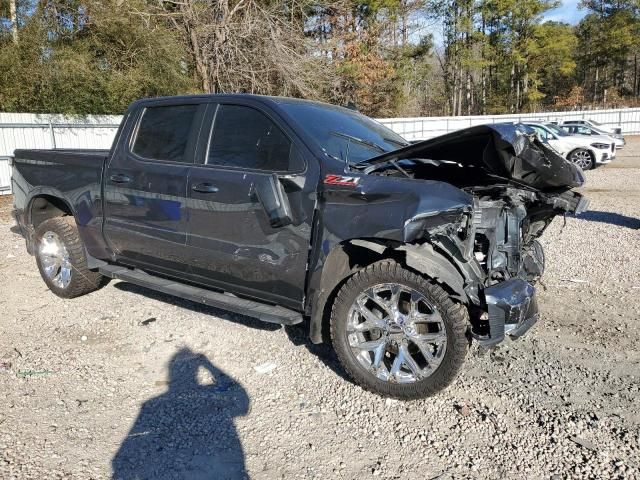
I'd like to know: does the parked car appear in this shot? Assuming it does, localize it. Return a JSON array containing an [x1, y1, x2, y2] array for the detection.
[[561, 118, 622, 135], [523, 121, 615, 170], [11, 95, 587, 399], [561, 122, 625, 149]]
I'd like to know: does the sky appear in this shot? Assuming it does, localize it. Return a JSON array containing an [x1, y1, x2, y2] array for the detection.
[[543, 0, 589, 25], [424, 0, 589, 48]]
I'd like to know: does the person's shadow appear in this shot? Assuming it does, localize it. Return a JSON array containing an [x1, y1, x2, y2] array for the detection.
[[112, 348, 249, 480]]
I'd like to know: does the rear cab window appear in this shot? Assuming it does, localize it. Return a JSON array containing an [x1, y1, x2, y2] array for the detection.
[[131, 104, 201, 163]]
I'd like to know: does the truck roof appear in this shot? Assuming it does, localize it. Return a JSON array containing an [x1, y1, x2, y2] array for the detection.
[[130, 93, 342, 111]]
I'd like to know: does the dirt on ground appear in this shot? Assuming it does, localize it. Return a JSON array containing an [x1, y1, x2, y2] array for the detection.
[[0, 138, 638, 480], [0, 195, 12, 223]]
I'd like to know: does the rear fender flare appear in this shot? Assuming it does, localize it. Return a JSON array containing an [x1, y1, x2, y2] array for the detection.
[[26, 188, 76, 225], [23, 190, 103, 266], [21, 189, 75, 254]]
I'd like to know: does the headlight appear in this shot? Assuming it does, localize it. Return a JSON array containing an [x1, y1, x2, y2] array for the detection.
[[590, 143, 610, 149]]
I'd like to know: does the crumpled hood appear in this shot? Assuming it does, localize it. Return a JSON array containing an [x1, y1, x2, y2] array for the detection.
[[362, 123, 586, 191]]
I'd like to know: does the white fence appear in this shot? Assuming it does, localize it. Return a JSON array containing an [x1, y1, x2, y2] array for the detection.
[[0, 112, 122, 195], [0, 156, 11, 195], [378, 107, 640, 141], [1, 107, 639, 195]]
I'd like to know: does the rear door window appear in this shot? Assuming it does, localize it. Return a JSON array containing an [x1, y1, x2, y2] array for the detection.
[[132, 105, 199, 163], [207, 105, 293, 171]]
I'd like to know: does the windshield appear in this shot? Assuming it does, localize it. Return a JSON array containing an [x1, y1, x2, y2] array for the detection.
[[589, 119, 603, 126], [545, 123, 570, 137], [278, 101, 409, 164]]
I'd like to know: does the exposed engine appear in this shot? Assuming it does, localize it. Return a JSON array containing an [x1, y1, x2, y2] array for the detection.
[[468, 186, 548, 285], [355, 123, 589, 345]]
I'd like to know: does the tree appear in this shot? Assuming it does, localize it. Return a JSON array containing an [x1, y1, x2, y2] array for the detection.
[[529, 21, 577, 109], [0, 0, 195, 114], [152, 0, 330, 99], [576, 0, 640, 103]]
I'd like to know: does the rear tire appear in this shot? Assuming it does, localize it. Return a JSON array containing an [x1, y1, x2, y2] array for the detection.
[[568, 148, 594, 170], [34, 217, 109, 299], [330, 260, 469, 399]]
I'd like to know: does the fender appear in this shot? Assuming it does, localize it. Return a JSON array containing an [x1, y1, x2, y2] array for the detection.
[[21, 188, 110, 261], [25, 186, 76, 225], [16, 187, 76, 254], [306, 238, 472, 344], [305, 174, 476, 344]]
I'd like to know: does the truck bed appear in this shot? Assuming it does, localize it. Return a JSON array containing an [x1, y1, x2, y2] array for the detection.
[[11, 148, 110, 257], [13, 148, 110, 167]]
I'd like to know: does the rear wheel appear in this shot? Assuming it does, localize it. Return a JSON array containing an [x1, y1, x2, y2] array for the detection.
[[569, 149, 594, 170], [34, 217, 108, 298], [330, 260, 469, 399]]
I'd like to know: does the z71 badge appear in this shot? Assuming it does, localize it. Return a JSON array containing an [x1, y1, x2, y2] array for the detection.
[[324, 174, 360, 187]]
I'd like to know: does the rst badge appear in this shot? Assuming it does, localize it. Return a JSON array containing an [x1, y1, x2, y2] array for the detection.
[[324, 175, 360, 187]]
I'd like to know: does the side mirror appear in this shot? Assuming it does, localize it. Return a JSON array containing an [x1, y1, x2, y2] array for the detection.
[[254, 173, 293, 228]]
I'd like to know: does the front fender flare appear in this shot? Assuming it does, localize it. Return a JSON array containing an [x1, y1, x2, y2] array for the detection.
[[307, 239, 470, 344]]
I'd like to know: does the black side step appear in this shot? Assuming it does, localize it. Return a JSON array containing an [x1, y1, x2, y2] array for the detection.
[[98, 265, 303, 326]]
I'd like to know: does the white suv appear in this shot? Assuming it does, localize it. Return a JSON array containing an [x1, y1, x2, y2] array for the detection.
[[523, 122, 615, 170]]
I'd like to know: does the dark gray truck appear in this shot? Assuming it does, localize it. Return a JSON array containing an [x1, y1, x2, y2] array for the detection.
[[11, 95, 587, 398]]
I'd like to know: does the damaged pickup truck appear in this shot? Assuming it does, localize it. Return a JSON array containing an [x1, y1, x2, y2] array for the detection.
[[11, 95, 587, 398]]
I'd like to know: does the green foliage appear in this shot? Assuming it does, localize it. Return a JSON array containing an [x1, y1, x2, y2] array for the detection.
[[0, 0, 639, 116], [575, 0, 640, 102], [0, 0, 195, 114]]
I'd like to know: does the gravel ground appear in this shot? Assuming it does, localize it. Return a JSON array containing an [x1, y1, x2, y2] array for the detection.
[[0, 139, 639, 480]]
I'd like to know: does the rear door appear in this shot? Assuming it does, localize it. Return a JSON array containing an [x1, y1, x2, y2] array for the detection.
[[103, 100, 206, 274], [185, 101, 319, 309]]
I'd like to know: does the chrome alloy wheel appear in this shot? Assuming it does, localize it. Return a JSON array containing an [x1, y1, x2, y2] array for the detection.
[[38, 231, 72, 289], [346, 283, 447, 383], [570, 150, 592, 169]]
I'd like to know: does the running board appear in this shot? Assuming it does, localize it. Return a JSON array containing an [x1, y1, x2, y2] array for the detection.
[[98, 264, 303, 326]]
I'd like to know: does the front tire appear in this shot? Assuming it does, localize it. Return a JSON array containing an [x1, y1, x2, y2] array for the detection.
[[34, 217, 109, 299], [330, 260, 469, 399], [568, 148, 594, 170]]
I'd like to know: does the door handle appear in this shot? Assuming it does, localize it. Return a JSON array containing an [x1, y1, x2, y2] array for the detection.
[[110, 173, 131, 184], [192, 183, 219, 194]]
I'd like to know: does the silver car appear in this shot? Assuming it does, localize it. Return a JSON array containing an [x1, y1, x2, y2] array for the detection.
[[561, 118, 623, 135], [561, 122, 625, 149]]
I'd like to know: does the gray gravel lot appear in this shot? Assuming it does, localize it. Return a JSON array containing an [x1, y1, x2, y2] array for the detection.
[[1, 139, 639, 479]]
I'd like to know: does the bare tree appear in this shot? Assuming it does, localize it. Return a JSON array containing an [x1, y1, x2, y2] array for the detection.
[[149, 0, 331, 98], [9, 0, 18, 43]]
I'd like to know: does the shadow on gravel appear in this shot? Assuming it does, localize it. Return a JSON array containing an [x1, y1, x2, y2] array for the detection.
[[573, 210, 640, 229], [112, 347, 249, 480]]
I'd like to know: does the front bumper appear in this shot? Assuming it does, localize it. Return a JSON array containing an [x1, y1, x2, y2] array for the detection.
[[595, 150, 614, 164], [474, 278, 539, 347]]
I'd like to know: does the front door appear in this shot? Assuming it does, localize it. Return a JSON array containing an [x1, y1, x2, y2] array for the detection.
[[103, 101, 205, 274], [185, 102, 318, 309]]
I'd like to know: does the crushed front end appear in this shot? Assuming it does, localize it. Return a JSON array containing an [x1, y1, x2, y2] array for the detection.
[[464, 186, 587, 345], [358, 123, 589, 347]]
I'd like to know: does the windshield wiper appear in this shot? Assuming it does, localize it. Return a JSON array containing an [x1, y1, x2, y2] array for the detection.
[[383, 137, 410, 148], [330, 131, 388, 154], [360, 159, 412, 178]]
